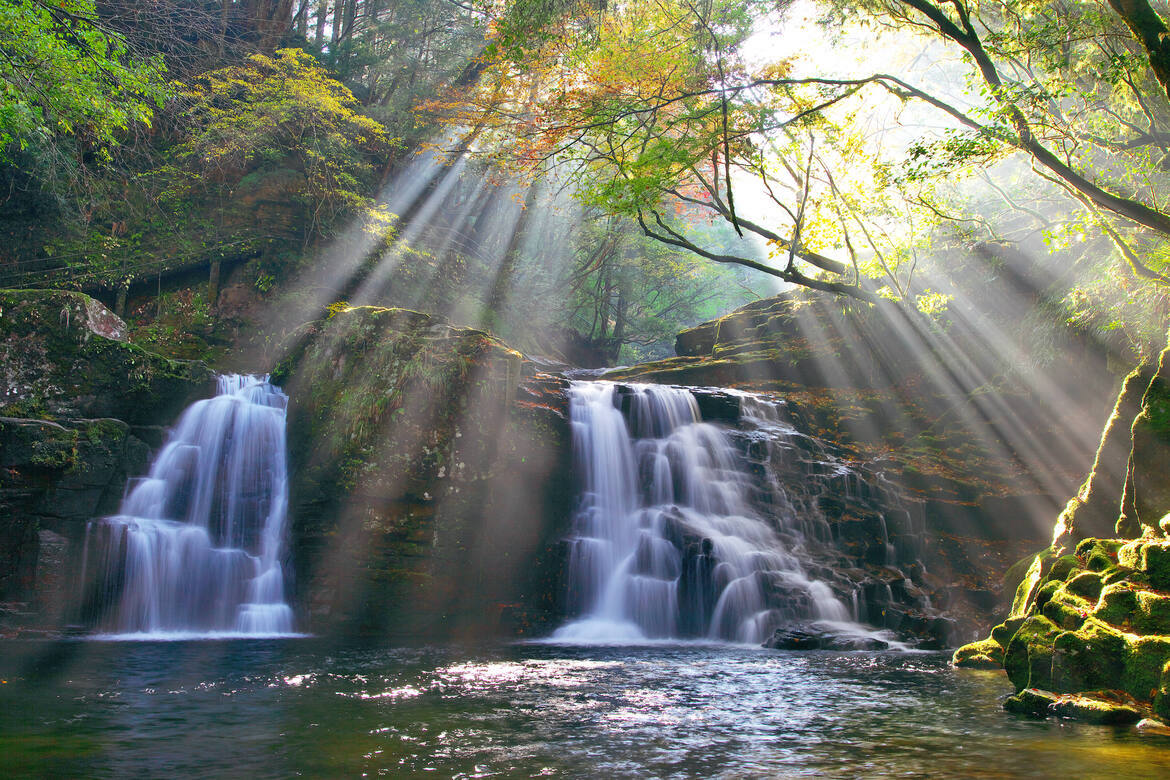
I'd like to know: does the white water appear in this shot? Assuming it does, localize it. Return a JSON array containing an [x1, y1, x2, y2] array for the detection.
[[82, 375, 296, 638], [554, 381, 895, 647]]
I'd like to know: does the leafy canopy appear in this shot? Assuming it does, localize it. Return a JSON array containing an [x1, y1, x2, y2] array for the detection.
[[0, 0, 166, 160]]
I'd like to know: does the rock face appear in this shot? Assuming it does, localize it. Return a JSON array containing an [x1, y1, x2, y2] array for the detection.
[[605, 292, 1092, 639], [273, 306, 573, 639], [954, 335, 1170, 727], [0, 289, 214, 633]]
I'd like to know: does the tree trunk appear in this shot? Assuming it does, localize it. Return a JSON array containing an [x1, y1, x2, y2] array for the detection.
[[208, 258, 222, 310], [315, 0, 328, 43], [1052, 360, 1155, 546], [1108, 0, 1170, 99]]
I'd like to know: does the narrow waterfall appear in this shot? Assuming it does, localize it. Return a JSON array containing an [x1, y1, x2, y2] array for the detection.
[[554, 381, 885, 645], [81, 375, 295, 637]]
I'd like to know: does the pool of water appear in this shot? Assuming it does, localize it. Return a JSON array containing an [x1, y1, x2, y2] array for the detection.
[[2, 640, 1168, 778]]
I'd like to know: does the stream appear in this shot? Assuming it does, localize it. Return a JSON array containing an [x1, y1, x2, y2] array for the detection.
[[3, 639, 1169, 778]]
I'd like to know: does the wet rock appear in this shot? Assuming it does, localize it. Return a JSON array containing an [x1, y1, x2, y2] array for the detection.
[[1136, 717, 1170, 735], [765, 623, 889, 651], [952, 638, 1003, 669], [1050, 693, 1142, 724], [276, 305, 574, 639], [1003, 688, 1059, 717], [1004, 614, 1062, 690]]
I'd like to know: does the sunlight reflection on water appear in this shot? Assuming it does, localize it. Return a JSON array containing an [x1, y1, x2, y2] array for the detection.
[[2, 641, 1170, 778]]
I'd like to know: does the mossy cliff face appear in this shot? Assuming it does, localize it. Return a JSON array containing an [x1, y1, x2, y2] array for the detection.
[[1, 289, 214, 423], [954, 335, 1170, 728], [274, 306, 573, 639], [0, 289, 213, 633]]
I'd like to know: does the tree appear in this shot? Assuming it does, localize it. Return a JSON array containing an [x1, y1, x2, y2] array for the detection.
[[0, 0, 165, 188], [427, 0, 1170, 306], [169, 47, 391, 243]]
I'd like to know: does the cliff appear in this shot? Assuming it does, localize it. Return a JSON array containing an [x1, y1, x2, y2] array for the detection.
[[272, 305, 574, 639], [0, 289, 213, 633], [954, 335, 1170, 728]]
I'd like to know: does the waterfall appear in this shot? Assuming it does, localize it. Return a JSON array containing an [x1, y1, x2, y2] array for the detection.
[[554, 381, 892, 646], [81, 375, 296, 638]]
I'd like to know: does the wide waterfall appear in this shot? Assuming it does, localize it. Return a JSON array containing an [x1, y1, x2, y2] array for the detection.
[[554, 381, 887, 645], [80, 375, 296, 638]]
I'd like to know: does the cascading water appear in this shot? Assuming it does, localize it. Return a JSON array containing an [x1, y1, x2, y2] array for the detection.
[[81, 374, 295, 638], [554, 381, 891, 646]]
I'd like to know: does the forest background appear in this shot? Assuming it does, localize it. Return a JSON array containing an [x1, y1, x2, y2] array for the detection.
[[2, 0, 1169, 371]]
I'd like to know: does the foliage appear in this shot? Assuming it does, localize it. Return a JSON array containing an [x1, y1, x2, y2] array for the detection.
[[170, 47, 392, 241], [0, 0, 166, 160], [417, 0, 1170, 360]]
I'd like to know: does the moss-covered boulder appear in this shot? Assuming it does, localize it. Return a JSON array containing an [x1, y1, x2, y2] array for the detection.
[[1123, 635, 1170, 702], [0, 289, 213, 423], [1118, 540, 1170, 589], [1050, 619, 1126, 692], [1155, 660, 1170, 720], [1004, 687, 1142, 724], [1050, 693, 1143, 724], [275, 305, 573, 639], [1004, 614, 1063, 690], [952, 637, 1003, 668]]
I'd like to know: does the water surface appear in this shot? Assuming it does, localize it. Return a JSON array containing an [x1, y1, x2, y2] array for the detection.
[[2, 640, 1167, 778]]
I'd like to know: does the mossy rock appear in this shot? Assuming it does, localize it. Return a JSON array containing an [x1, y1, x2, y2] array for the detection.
[[1049, 554, 1081, 582], [991, 616, 1027, 649], [953, 638, 1003, 669], [1033, 579, 1063, 612], [1049, 693, 1142, 725], [1010, 548, 1056, 617], [1094, 581, 1141, 629], [1118, 540, 1170, 589], [1123, 635, 1170, 702], [1003, 688, 1059, 717], [1004, 614, 1063, 690], [1064, 570, 1105, 601], [1050, 619, 1126, 692], [1042, 586, 1090, 630], [1004, 688, 1141, 724], [1075, 538, 1124, 573], [1136, 590, 1170, 634], [1155, 660, 1170, 721], [0, 289, 212, 424]]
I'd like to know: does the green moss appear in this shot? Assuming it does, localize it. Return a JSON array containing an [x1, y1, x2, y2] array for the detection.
[[1003, 688, 1058, 717], [1004, 614, 1063, 690], [1123, 635, 1170, 701], [1119, 540, 1170, 589], [991, 616, 1027, 649], [1050, 619, 1126, 692], [1094, 582, 1140, 629], [1136, 591, 1170, 634], [1049, 554, 1081, 582], [28, 429, 79, 469], [1034, 579, 1062, 612], [1064, 570, 1105, 601], [1155, 660, 1170, 720], [1076, 538, 1124, 572], [1049, 694, 1142, 725], [1042, 587, 1090, 630], [953, 638, 1003, 668], [1011, 549, 1055, 617]]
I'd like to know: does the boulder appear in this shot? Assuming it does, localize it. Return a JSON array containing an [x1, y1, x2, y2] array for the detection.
[[952, 638, 1003, 669], [765, 623, 890, 651], [274, 305, 574, 639]]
